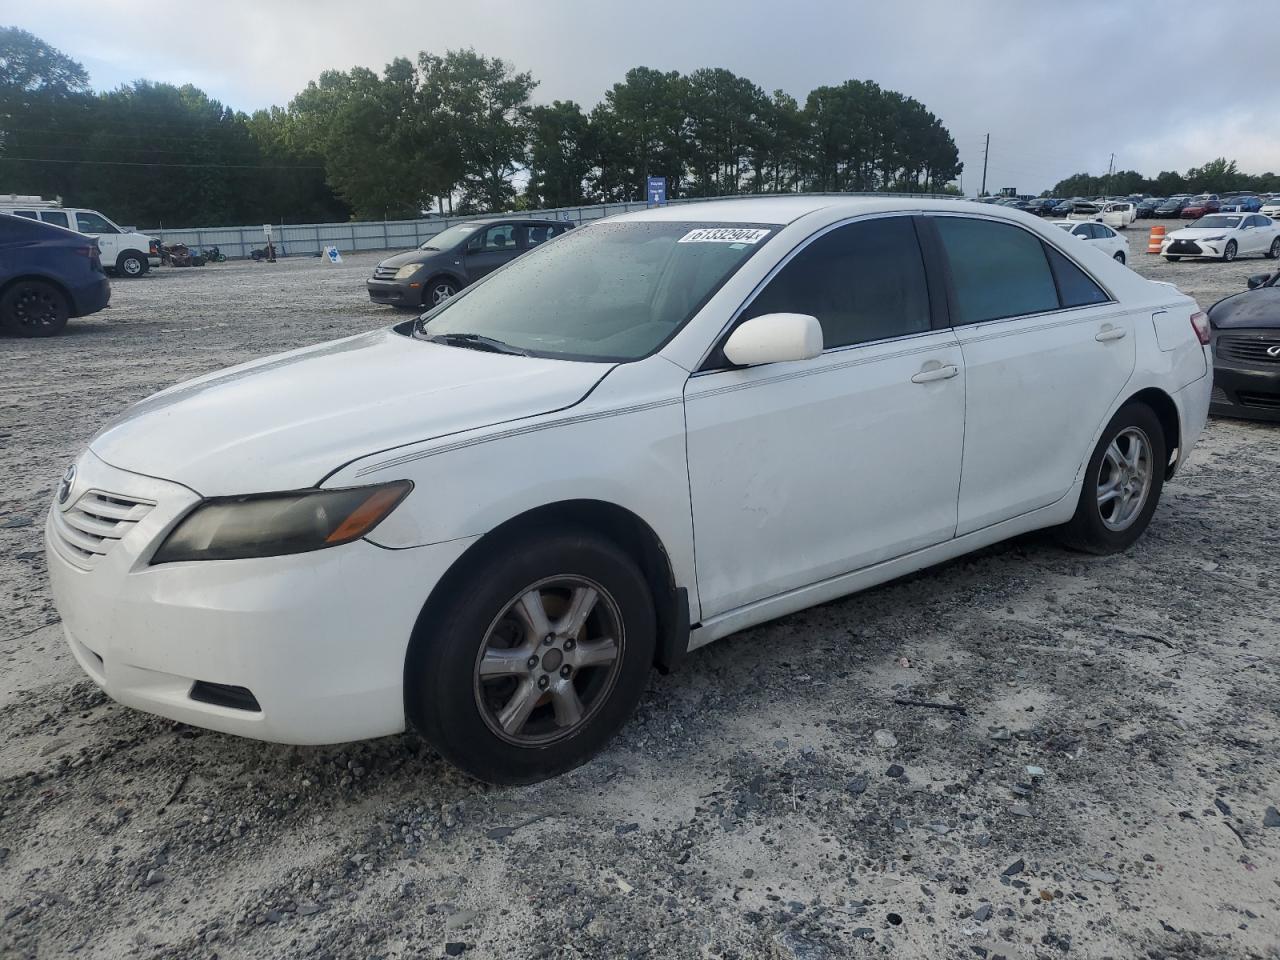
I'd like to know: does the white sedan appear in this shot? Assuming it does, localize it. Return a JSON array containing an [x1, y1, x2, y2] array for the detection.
[[1161, 213, 1280, 262], [1260, 199, 1280, 219], [1055, 220, 1131, 263], [46, 198, 1212, 784]]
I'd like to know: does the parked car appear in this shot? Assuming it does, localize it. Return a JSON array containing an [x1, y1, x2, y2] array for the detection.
[[45, 198, 1212, 784], [1160, 213, 1280, 262], [1069, 200, 1136, 229], [1026, 198, 1059, 216], [1136, 198, 1166, 219], [1054, 220, 1130, 262], [1051, 198, 1079, 216], [368, 218, 574, 309], [1155, 197, 1190, 217], [0, 213, 110, 336], [1207, 270, 1280, 420], [0, 198, 158, 277], [1262, 198, 1280, 219], [1180, 195, 1221, 218], [1221, 196, 1263, 213]]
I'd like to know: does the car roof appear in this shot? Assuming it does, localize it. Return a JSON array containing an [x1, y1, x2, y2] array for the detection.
[[612, 195, 1040, 226]]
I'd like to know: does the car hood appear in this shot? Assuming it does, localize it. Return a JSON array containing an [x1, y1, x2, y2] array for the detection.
[[375, 248, 455, 270], [90, 328, 611, 495], [1168, 227, 1236, 239], [1209, 286, 1280, 329]]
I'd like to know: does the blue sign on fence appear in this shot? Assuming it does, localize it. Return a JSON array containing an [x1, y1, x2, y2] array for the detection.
[[647, 176, 667, 206]]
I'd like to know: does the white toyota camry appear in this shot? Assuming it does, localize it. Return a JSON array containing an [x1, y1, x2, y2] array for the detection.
[[46, 198, 1212, 784]]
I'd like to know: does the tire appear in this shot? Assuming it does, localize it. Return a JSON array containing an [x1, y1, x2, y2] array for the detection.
[[116, 251, 147, 277], [1266, 237, 1280, 260], [1223, 240, 1237, 263], [0, 279, 70, 337], [1165, 256, 1181, 262], [1058, 402, 1166, 555], [423, 277, 459, 307], [406, 527, 657, 785], [1113, 251, 1126, 263]]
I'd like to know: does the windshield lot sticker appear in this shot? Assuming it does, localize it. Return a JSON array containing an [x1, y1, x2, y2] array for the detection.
[[678, 228, 770, 244]]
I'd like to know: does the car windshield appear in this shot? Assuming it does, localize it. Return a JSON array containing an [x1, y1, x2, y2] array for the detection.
[[414, 220, 778, 361], [417, 223, 486, 251], [1191, 215, 1242, 230]]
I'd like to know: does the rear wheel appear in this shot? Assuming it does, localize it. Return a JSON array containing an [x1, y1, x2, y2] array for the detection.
[[406, 528, 656, 784], [0, 279, 69, 337], [1223, 240, 1238, 262], [1113, 251, 1126, 263], [1266, 237, 1280, 259], [1059, 402, 1166, 555]]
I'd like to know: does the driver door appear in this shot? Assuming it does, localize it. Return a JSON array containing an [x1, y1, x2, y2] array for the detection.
[[684, 216, 964, 618], [465, 224, 524, 280]]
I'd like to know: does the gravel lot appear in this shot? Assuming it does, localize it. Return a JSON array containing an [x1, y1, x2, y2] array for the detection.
[[2, 219, 1279, 960]]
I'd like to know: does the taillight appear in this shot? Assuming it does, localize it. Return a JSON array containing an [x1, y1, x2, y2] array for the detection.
[[1190, 311, 1211, 346], [73, 246, 93, 257]]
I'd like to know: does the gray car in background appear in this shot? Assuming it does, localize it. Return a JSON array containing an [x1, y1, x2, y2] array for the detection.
[[366, 217, 574, 308]]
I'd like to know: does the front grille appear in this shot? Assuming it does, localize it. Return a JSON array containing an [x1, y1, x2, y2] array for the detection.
[[1168, 240, 1201, 254], [190, 681, 261, 712], [1238, 392, 1280, 410], [1217, 334, 1280, 365], [372, 265, 399, 280], [51, 490, 154, 569]]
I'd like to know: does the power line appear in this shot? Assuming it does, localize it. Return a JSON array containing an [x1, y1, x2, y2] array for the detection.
[[0, 156, 325, 170]]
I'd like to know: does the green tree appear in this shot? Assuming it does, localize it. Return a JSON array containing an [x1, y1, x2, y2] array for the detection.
[[526, 100, 593, 207]]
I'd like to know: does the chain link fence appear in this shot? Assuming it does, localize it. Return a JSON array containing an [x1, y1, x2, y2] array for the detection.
[[144, 192, 960, 260]]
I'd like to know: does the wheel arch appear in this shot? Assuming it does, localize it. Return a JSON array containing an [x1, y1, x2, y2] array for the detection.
[[1126, 386, 1182, 478], [420, 270, 465, 301], [406, 499, 689, 682]]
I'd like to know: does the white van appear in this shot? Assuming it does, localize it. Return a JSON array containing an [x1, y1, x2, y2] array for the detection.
[[0, 196, 159, 277]]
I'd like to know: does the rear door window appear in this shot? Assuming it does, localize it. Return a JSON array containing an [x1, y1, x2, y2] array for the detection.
[[12, 210, 36, 220], [39, 211, 70, 228], [934, 217, 1059, 324]]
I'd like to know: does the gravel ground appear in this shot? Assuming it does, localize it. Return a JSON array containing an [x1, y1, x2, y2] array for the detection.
[[2, 221, 1279, 960]]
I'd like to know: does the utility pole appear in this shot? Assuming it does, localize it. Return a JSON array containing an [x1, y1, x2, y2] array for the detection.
[[1106, 153, 1115, 196], [980, 133, 990, 197]]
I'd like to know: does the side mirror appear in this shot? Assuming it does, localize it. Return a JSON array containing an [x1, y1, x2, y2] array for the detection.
[[724, 313, 823, 366], [1247, 274, 1269, 289]]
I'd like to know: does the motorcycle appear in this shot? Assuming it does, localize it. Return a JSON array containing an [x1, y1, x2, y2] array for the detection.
[[199, 245, 226, 263], [250, 241, 285, 261]]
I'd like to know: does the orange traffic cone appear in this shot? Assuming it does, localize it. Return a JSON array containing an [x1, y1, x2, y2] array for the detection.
[[1147, 225, 1165, 254]]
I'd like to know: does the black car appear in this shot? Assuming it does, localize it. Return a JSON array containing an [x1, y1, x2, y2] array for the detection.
[[1207, 270, 1280, 421], [367, 217, 574, 308], [1154, 197, 1188, 217], [1051, 198, 1077, 216], [0, 213, 110, 337], [1136, 198, 1165, 219], [1025, 198, 1059, 216]]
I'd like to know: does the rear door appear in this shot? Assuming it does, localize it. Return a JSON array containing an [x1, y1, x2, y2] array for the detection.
[[928, 214, 1136, 535]]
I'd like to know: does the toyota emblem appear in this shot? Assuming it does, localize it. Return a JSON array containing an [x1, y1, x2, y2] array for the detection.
[[1268, 345, 1280, 358], [57, 464, 76, 505]]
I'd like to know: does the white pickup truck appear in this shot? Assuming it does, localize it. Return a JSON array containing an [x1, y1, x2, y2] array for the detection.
[[0, 196, 159, 277]]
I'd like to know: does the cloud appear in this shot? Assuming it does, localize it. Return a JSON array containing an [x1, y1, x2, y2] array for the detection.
[[6, 0, 1277, 192]]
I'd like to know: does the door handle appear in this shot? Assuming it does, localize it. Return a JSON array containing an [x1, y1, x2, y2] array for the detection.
[[1095, 326, 1127, 342], [910, 363, 959, 384]]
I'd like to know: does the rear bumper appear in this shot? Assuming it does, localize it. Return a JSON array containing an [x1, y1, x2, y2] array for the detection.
[[1211, 363, 1280, 422], [69, 276, 111, 317]]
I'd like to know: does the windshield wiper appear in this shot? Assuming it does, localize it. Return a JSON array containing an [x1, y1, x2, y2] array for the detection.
[[428, 332, 530, 356]]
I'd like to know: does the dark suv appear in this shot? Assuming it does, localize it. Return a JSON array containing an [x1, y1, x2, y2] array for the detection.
[[0, 213, 110, 337], [367, 217, 574, 308]]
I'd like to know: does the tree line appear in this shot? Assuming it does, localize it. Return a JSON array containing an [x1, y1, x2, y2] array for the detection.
[[0, 28, 962, 227], [1050, 158, 1280, 199]]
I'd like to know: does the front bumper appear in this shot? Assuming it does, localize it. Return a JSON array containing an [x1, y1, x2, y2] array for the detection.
[[45, 449, 476, 744], [367, 278, 422, 306], [1211, 363, 1280, 422], [1161, 238, 1225, 259]]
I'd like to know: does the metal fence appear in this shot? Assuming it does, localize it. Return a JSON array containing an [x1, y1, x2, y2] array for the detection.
[[143, 192, 960, 261]]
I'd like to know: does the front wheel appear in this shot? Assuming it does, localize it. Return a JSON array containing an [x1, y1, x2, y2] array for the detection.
[[116, 251, 147, 277], [1113, 251, 1126, 263], [406, 528, 656, 784], [1223, 240, 1238, 262], [1266, 237, 1280, 260], [1059, 402, 1166, 555], [424, 277, 459, 307], [1165, 256, 1181, 262]]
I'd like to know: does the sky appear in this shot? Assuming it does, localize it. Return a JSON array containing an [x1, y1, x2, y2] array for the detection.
[[5, 0, 1279, 195]]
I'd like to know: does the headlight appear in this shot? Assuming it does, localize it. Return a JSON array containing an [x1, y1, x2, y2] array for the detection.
[[1200, 235, 1224, 242], [151, 481, 412, 563], [394, 264, 422, 280]]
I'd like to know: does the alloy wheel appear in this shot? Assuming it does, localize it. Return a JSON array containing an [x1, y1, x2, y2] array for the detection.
[[10, 284, 65, 333], [473, 576, 625, 746], [429, 282, 456, 306], [1097, 426, 1153, 532]]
